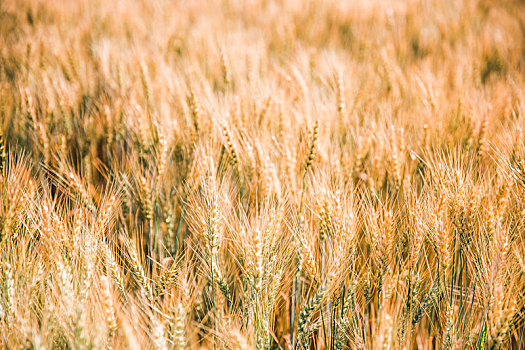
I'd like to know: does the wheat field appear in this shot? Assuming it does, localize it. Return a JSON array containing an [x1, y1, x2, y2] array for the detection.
[[1, 0, 525, 348]]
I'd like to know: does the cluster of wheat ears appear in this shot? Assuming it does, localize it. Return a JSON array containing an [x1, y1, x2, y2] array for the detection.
[[2, 0, 525, 349]]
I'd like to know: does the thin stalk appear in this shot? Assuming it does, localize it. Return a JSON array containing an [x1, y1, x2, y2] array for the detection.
[[462, 277, 476, 334], [291, 172, 308, 348], [457, 251, 464, 330], [175, 201, 186, 253], [206, 206, 217, 350], [331, 294, 338, 349], [450, 234, 457, 307], [320, 306, 328, 350], [321, 238, 329, 347], [476, 310, 488, 349], [153, 194, 159, 257], [210, 247, 217, 350], [291, 276, 297, 349], [519, 324, 524, 349]]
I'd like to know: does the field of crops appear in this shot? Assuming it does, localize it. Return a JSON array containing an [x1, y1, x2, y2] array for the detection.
[[1, 0, 525, 348]]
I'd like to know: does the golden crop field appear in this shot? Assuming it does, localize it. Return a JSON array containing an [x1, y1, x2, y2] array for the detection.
[[1, 0, 525, 348]]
